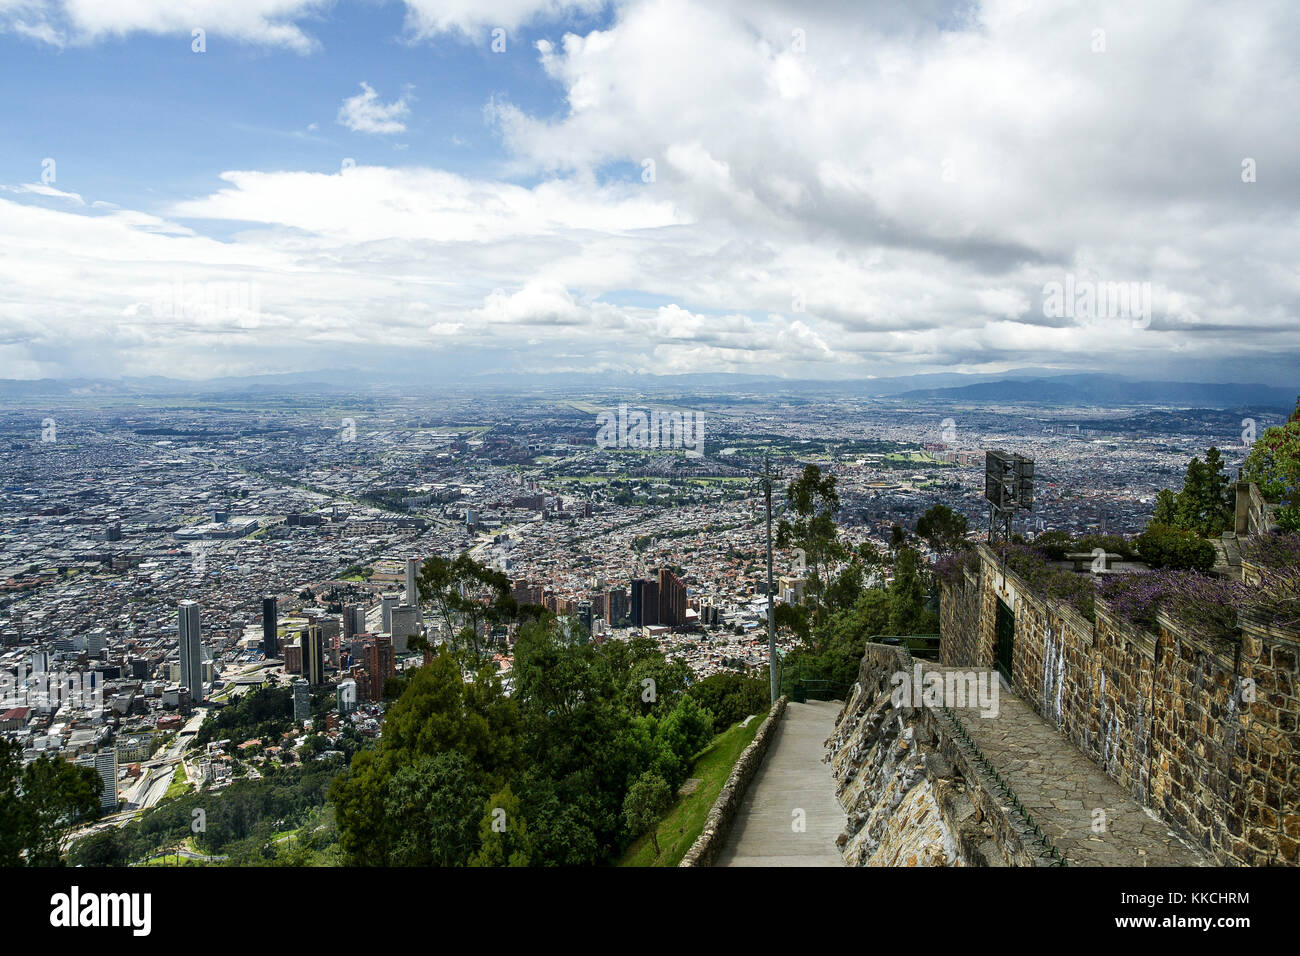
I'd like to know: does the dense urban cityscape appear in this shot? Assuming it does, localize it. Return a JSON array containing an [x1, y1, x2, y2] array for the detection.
[[0, 380, 1289, 845]]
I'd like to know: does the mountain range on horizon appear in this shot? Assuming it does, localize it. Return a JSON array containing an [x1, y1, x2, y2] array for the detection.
[[0, 369, 1292, 411]]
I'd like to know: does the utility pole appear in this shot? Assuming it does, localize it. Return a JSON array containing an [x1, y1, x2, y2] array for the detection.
[[763, 454, 778, 704]]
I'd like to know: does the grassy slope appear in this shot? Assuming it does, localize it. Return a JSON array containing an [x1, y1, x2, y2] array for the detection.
[[162, 763, 191, 800], [618, 715, 765, 867]]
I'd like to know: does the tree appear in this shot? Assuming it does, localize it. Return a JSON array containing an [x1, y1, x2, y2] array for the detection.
[[686, 672, 769, 729], [1152, 488, 1178, 526], [383, 752, 489, 867], [622, 771, 672, 856], [1161, 447, 1234, 537], [776, 464, 845, 614], [916, 504, 969, 554], [0, 739, 101, 866], [414, 553, 517, 662], [658, 695, 715, 764], [1243, 400, 1300, 532], [469, 785, 532, 867], [66, 827, 130, 867], [890, 523, 907, 552], [887, 547, 936, 635]]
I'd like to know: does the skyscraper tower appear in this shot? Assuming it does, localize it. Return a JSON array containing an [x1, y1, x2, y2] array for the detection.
[[405, 557, 422, 621], [262, 595, 278, 658], [178, 600, 204, 704], [403, 556, 423, 624], [381, 592, 399, 632], [303, 622, 326, 685]]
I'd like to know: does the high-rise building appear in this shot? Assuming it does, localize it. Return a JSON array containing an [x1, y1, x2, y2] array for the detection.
[[405, 557, 421, 615], [658, 568, 687, 629], [632, 579, 660, 627], [606, 588, 628, 625], [303, 623, 326, 685], [381, 592, 400, 632], [512, 581, 544, 607], [76, 748, 119, 811], [292, 678, 310, 723], [337, 679, 358, 714], [361, 634, 394, 702], [343, 603, 361, 640], [177, 600, 203, 703], [389, 605, 420, 653], [261, 595, 278, 658], [631, 579, 643, 627]]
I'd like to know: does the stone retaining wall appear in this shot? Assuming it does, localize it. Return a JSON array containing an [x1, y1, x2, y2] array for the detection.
[[828, 644, 1042, 866], [678, 696, 787, 867], [939, 544, 1300, 865]]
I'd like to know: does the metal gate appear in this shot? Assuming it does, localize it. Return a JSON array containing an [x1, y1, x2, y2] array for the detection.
[[995, 598, 1015, 683]]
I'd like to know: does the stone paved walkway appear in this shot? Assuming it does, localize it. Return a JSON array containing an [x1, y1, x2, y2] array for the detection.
[[949, 675, 1208, 866], [715, 700, 846, 867]]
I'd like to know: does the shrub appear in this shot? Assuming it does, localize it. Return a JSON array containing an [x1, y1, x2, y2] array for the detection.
[[685, 672, 768, 729], [1247, 566, 1300, 629], [1029, 531, 1135, 562], [1097, 571, 1180, 631], [1243, 401, 1300, 531], [1134, 524, 1216, 571], [1073, 534, 1137, 561], [1031, 530, 1074, 561], [1099, 571, 1240, 643], [993, 544, 1098, 622]]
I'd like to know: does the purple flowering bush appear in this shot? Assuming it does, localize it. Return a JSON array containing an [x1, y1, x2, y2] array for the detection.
[[1098, 571, 1238, 641], [1251, 566, 1300, 629], [993, 543, 1098, 622], [1240, 533, 1300, 570], [934, 549, 979, 586]]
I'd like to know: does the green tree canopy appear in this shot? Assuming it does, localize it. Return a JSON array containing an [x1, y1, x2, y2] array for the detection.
[[916, 504, 970, 554], [0, 738, 101, 866], [622, 771, 673, 855]]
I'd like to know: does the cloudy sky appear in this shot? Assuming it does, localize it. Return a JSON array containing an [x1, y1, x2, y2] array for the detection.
[[1, 0, 1297, 383]]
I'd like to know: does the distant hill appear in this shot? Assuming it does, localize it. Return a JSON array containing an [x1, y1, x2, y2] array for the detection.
[[894, 374, 1296, 409], [0, 368, 1291, 410]]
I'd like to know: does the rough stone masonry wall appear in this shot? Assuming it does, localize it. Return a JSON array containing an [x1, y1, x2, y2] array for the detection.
[[679, 696, 787, 867], [939, 565, 983, 668], [939, 545, 1300, 865], [827, 644, 1042, 866]]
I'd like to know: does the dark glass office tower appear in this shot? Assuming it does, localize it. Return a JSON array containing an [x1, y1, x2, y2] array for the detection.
[[262, 595, 278, 658]]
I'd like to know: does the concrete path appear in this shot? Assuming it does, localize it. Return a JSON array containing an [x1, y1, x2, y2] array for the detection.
[[715, 700, 846, 866]]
